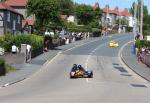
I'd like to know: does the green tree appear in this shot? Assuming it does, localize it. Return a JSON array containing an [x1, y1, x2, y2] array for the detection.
[[75, 4, 93, 25], [129, 0, 148, 18], [58, 0, 74, 15], [27, 0, 61, 33], [75, 4, 102, 26], [143, 14, 150, 32]]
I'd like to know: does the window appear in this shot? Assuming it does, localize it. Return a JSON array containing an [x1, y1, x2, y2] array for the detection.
[[13, 20, 16, 30], [17, 15, 20, 24], [0, 15, 3, 27], [7, 12, 10, 22]]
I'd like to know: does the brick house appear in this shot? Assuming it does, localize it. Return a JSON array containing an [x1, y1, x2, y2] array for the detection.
[[0, 2, 23, 35]]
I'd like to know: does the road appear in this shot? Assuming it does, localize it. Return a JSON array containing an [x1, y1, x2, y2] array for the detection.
[[0, 34, 150, 103]]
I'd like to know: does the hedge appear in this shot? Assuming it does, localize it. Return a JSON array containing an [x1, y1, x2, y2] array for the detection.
[[0, 58, 5, 76], [0, 34, 43, 52], [92, 28, 101, 37], [143, 30, 150, 36], [135, 40, 150, 49]]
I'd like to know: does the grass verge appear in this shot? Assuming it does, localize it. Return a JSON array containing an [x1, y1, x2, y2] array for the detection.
[[5, 64, 16, 73]]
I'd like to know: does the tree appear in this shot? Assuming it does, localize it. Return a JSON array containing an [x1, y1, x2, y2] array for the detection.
[[75, 4, 102, 26], [75, 4, 93, 25], [129, 0, 148, 18], [143, 14, 150, 31], [58, 0, 74, 15], [27, 0, 61, 33]]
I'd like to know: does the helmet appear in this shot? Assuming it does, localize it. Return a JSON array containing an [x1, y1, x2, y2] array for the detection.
[[78, 65, 82, 68], [73, 64, 77, 67]]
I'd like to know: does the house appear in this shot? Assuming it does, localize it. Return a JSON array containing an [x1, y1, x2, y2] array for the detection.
[[0, 2, 23, 35], [67, 15, 76, 23], [120, 10, 133, 27], [109, 7, 120, 25], [5, 0, 35, 33], [102, 5, 112, 24], [5, 0, 28, 18], [93, 2, 133, 27]]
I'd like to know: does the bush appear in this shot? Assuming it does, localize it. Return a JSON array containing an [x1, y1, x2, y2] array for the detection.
[[126, 27, 133, 32], [0, 34, 44, 52], [92, 28, 101, 37], [143, 30, 150, 36], [65, 22, 90, 32], [135, 40, 150, 49], [0, 58, 6, 76], [0, 58, 5, 66]]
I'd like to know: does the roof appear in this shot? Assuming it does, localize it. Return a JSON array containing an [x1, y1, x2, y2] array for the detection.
[[102, 6, 110, 13], [0, 2, 23, 16], [121, 10, 132, 16], [109, 10, 120, 15], [109, 7, 120, 15], [101, 5, 132, 17], [5, 0, 28, 7]]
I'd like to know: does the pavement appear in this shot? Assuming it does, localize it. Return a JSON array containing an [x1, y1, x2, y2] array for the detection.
[[121, 42, 150, 82], [0, 37, 100, 87]]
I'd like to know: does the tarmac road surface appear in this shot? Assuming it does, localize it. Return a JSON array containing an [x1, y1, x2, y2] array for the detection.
[[0, 34, 150, 103]]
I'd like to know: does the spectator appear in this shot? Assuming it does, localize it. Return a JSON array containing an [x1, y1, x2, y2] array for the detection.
[[11, 44, 17, 54], [26, 44, 31, 61], [27, 44, 31, 53]]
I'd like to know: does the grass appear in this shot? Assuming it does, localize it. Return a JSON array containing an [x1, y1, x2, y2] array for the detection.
[[5, 64, 16, 73]]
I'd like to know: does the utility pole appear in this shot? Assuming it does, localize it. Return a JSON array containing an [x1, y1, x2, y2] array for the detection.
[[133, 2, 137, 43], [106, 4, 109, 36], [140, 0, 143, 39]]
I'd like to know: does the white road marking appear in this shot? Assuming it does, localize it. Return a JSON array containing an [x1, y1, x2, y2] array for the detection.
[[64, 38, 101, 52], [4, 83, 9, 87], [86, 78, 89, 83], [85, 43, 103, 83]]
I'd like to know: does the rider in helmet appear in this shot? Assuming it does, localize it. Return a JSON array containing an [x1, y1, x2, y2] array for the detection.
[[72, 64, 77, 71], [78, 65, 85, 72]]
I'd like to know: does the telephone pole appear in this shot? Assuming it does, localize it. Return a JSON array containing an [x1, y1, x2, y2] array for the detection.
[[140, 0, 143, 39], [133, 2, 137, 42]]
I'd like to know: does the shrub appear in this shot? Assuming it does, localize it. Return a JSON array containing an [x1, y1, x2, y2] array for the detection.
[[92, 28, 101, 37], [126, 27, 133, 32], [0, 58, 5, 66], [135, 40, 150, 49], [143, 30, 150, 36], [0, 34, 44, 52], [0, 58, 6, 76], [65, 22, 90, 32]]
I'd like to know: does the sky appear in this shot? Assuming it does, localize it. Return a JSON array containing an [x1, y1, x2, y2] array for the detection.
[[73, 0, 150, 13]]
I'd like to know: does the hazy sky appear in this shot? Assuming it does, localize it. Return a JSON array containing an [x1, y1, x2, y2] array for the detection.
[[73, 0, 150, 12]]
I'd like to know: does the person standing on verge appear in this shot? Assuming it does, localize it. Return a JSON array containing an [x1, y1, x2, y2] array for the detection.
[[11, 44, 17, 54]]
